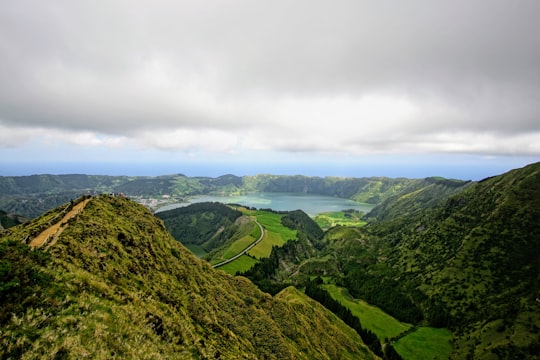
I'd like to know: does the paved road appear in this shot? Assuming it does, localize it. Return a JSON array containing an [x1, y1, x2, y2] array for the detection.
[[212, 219, 265, 268]]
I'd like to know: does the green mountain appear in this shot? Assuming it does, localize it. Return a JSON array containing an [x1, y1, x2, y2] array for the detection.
[[156, 202, 243, 252], [316, 162, 540, 358], [0, 173, 419, 218], [365, 176, 472, 221], [224, 163, 539, 359], [0, 195, 377, 359]]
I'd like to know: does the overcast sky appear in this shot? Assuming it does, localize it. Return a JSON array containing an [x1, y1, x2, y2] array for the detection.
[[1, 1, 539, 179]]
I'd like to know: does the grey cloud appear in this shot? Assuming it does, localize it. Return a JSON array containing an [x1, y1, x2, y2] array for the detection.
[[0, 0, 539, 155]]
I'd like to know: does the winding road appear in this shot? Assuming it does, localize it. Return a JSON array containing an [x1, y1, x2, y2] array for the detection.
[[212, 219, 265, 268]]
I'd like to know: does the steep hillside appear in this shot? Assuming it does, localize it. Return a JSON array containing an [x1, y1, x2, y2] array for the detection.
[[242, 175, 415, 203], [328, 162, 540, 359], [156, 202, 243, 252], [0, 195, 377, 359], [365, 177, 472, 221]]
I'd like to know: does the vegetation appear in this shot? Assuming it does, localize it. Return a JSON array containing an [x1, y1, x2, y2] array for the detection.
[[237, 162, 540, 359], [314, 209, 367, 229], [335, 162, 540, 358], [0, 209, 27, 230], [1, 162, 539, 359], [322, 284, 412, 341], [304, 278, 383, 357], [0, 173, 418, 218], [393, 327, 453, 360], [156, 202, 242, 253], [0, 195, 377, 359], [246, 210, 297, 258], [216, 255, 259, 275]]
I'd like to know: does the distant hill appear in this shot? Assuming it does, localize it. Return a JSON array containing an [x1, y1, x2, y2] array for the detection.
[[0, 195, 377, 359], [0, 173, 420, 218], [365, 176, 472, 221]]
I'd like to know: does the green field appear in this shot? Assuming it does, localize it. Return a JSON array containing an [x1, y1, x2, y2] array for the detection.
[[222, 220, 260, 259], [213, 209, 299, 273], [216, 255, 259, 275], [323, 284, 412, 340], [393, 327, 453, 360], [245, 210, 297, 259], [314, 210, 367, 229]]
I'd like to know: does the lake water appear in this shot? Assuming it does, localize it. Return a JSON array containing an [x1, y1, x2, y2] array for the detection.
[[156, 193, 375, 216]]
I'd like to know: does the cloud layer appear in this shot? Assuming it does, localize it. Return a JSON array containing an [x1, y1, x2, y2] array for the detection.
[[1, 0, 539, 159]]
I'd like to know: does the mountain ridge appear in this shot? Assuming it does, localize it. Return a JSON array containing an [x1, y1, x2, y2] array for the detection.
[[0, 173, 425, 218], [0, 194, 377, 359]]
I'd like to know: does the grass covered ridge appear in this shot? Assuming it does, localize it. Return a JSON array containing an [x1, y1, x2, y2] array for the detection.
[[0, 195, 377, 359]]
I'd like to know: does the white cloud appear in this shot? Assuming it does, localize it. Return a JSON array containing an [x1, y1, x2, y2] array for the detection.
[[137, 128, 240, 153]]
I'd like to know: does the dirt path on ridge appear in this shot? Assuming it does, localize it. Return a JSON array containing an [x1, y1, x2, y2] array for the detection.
[[29, 198, 91, 248]]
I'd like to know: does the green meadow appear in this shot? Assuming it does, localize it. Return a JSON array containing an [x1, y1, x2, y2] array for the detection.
[[214, 208, 298, 272], [314, 210, 367, 229], [216, 254, 259, 275], [245, 210, 297, 258], [221, 219, 261, 259], [323, 284, 412, 340], [393, 327, 453, 360]]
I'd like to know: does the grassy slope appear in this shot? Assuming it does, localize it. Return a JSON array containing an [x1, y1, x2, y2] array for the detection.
[[184, 244, 208, 257], [323, 284, 411, 340], [393, 327, 453, 360], [274, 287, 377, 360], [352, 162, 540, 359], [323, 284, 453, 360], [216, 255, 258, 275], [213, 209, 299, 274], [0, 195, 377, 359], [314, 210, 367, 230], [247, 210, 297, 258]]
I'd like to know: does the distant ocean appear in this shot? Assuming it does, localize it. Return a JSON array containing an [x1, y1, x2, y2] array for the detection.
[[0, 159, 531, 180]]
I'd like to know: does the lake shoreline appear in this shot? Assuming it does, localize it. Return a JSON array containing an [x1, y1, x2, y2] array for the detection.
[[154, 192, 375, 217]]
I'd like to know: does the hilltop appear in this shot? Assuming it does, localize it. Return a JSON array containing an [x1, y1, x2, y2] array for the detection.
[[0, 195, 377, 359]]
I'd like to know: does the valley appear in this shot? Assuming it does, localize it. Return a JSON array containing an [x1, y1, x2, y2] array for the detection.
[[0, 162, 539, 359]]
